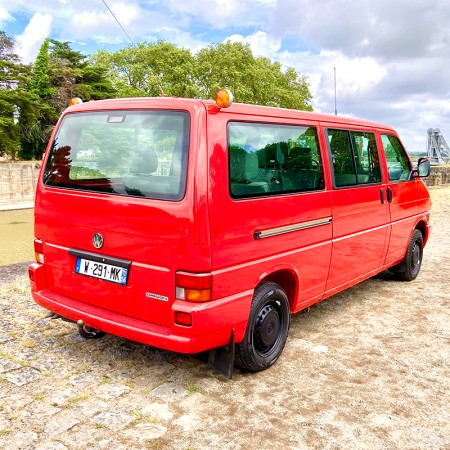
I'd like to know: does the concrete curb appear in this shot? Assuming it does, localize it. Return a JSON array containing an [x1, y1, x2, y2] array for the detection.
[[0, 202, 34, 211]]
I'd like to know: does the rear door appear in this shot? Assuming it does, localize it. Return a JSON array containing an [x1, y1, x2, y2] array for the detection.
[[36, 102, 209, 328], [324, 127, 390, 293]]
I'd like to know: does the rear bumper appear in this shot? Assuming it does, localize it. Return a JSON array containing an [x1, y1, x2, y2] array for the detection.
[[29, 263, 252, 354]]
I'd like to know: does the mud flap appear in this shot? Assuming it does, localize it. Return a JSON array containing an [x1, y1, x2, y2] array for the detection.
[[208, 329, 235, 379]]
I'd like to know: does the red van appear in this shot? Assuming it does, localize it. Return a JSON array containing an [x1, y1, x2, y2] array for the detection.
[[28, 90, 431, 377]]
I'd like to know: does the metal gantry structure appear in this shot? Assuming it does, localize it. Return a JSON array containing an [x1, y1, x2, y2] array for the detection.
[[426, 128, 450, 164]]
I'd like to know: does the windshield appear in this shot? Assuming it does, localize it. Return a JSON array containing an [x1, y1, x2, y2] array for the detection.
[[43, 110, 190, 201]]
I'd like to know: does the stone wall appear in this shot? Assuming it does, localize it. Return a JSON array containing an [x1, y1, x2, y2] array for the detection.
[[424, 165, 450, 186], [0, 162, 41, 208]]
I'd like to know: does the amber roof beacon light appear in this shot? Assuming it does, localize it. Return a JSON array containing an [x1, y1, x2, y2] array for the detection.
[[215, 89, 233, 108], [69, 97, 83, 106]]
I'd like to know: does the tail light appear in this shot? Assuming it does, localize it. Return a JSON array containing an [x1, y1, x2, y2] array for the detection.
[[175, 311, 192, 327], [175, 271, 212, 302], [34, 239, 44, 264]]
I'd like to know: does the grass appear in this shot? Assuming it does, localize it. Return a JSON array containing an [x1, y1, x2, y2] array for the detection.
[[68, 393, 88, 403], [187, 384, 198, 394], [20, 338, 38, 349]]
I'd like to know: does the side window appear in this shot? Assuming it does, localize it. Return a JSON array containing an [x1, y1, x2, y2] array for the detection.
[[228, 122, 324, 198], [327, 129, 381, 187], [327, 129, 356, 186], [381, 134, 411, 182], [351, 131, 382, 184]]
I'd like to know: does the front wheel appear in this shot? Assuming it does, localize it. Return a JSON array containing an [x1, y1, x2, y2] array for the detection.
[[236, 282, 290, 372], [393, 229, 424, 281]]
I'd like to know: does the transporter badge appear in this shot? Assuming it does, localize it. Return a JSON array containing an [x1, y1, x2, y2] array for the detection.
[[92, 232, 104, 249]]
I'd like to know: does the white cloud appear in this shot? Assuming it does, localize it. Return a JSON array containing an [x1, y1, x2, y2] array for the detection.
[[67, 3, 138, 42], [268, 0, 450, 149], [167, 0, 275, 29], [168, 0, 242, 24], [14, 13, 52, 64], [155, 27, 208, 53], [0, 8, 12, 26], [225, 31, 281, 58]]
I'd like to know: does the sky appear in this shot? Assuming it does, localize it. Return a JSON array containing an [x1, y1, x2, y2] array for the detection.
[[1, 0, 450, 152]]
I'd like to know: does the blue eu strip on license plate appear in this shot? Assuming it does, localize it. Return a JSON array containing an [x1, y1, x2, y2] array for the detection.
[[75, 257, 128, 285]]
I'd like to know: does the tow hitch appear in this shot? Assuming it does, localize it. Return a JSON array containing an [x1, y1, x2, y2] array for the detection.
[[76, 320, 106, 339], [44, 312, 105, 339]]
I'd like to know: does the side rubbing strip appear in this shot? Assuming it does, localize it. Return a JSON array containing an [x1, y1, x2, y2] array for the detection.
[[254, 217, 332, 240]]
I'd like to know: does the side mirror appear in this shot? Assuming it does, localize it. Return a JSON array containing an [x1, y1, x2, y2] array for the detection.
[[414, 157, 431, 178]]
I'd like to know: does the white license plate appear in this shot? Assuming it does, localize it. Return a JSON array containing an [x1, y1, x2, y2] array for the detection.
[[75, 257, 128, 285]]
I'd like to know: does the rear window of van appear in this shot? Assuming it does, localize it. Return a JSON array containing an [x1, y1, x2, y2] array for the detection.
[[43, 110, 190, 201]]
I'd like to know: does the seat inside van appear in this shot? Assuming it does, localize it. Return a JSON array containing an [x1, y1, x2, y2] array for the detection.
[[123, 146, 179, 196], [284, 147, 320, 190], [230, 148, 269, 196]]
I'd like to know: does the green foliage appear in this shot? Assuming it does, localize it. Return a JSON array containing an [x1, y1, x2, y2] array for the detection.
[[195, 42, 312, 110], [48, 39, 116, 114], [92, 41, 198, 98], [92, 40, 312, 111], [25, 38, 115, 160], [0, 31, 33, 158], [2, 35, 116, 160], [30, 38, 52, 97]]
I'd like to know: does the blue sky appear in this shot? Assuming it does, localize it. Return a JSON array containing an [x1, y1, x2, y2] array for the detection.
[[2, 0, 450, 152]]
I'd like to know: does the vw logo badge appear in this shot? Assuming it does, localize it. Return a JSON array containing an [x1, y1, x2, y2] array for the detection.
[[92, 233, 104, 249]]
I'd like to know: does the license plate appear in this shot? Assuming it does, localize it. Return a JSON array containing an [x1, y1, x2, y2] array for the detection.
[[75, 257, 129, 285]]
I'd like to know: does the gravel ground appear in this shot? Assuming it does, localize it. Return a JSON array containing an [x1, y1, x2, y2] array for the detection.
[[0, 262, 31, 286], [0, 187, 449, 450]]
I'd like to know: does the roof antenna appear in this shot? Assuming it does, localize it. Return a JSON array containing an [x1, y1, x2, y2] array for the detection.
[[334, 67, 337, 116]]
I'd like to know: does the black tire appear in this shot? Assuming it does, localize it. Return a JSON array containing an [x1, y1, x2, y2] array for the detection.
[[236, 282, 290, 372], [394, 229, 424, 281], [78, 325, 106, 339]]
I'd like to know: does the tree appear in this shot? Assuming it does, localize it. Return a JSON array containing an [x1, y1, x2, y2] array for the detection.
[[30, 38, 52, 97], [0, 31, 42, 159], [195, 42, 313, 110], [48, 40, 116, 113], [18, 38, 58, 160], [19, 39, 116, 159], [92, 41, 313, 110], [92, 41, 198, 98], [0, 31, 21, 157]]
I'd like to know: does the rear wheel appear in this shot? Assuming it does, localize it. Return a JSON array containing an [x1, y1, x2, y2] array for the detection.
[[236, 282, 290, 372], [393, 229, 424, 281]]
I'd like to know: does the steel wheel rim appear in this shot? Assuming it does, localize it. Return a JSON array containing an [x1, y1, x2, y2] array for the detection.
[[411, 240, 422, 273], [253, 302, 282, 356]]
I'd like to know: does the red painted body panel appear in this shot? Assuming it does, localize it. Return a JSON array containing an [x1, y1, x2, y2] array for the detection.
[[29, 97, 431, 356], [207, 113, 333, 308]]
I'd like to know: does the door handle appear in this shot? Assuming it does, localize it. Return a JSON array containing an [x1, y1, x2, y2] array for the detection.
[[379, 188, 385, 204], [387, 187, 393, 203]]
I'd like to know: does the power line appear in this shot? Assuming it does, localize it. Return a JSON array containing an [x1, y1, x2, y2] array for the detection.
[[100, 0, 134, 45]]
